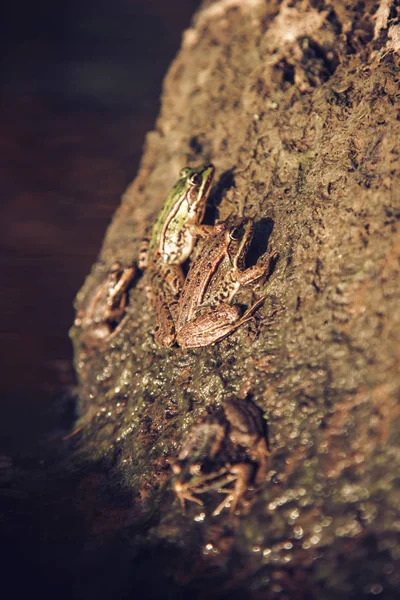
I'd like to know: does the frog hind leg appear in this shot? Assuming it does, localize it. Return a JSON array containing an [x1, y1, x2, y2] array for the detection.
[[235, 250, 279, 287], [161, 263, 185, 297], [250, 437, 270, 486], [173, 481, 204, 511], [151, 264, 184, 347], [177, 297, 266, 349], [108, 266, 137, 307], [177, 304, 242, 348], [212, 463, 253, 516], [153, 297, 178, 347]]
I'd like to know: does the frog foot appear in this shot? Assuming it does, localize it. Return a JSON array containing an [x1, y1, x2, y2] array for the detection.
[[173, 481, 204, 511], [212, 463, 253, 516]]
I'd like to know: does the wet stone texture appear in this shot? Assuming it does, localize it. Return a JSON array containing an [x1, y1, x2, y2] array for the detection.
[[67, 1, 400, 598]]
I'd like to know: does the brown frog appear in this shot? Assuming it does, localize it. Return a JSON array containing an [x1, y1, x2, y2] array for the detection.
[[171, 397, 269, 516], [75, 263, 136, 344], [176, 217, 278, 348]]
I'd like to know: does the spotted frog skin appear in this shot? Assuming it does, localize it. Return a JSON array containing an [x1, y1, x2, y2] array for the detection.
[[172, 398, 269, 516], [176, 217, 278, 348], [75, 263, 136, 344], [139, 164, 215, 347]]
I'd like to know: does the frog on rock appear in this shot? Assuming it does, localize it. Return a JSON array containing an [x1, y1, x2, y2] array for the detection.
[[171, 397, 270, 516], [139, 163, 215, 347], [74, 263, 136, 345], [176, 216, 278, 348], [139, 163, 215, 268]]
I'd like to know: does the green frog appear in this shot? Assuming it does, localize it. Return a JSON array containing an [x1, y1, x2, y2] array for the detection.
[[139, 163, 215, 268], [171, 398, 269, 516], [176, 217, 278, 348], [75, 263, 136, 344], [139, 163, 215, 347]]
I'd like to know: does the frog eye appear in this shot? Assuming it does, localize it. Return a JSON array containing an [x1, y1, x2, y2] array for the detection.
[[189, 173, 202, 186], [179, 167, 191, 178], [229, 227, 242, 240]]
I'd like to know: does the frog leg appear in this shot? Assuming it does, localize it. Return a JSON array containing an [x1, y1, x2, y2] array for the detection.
[[189, 470, 238, 495], [83, 282, 108, 324], [191, 223, 226, 238], [177, 298, 266, 348], [93, 266, 136, 337], [153, 294, 179, 347], [235, 250, 279, 287], [108, 266, 136, 307], [160, 263, 185, 297], [151, 264, 184, 347], [212, 463, 253, 516], [173, 480, 204, 511], [106, 299, 127, 324], [250, 437, 270, 486], [177, 304, 241, 348], [103, 300, 133, 341]]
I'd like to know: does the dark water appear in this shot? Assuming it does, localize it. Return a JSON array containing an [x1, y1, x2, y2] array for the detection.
[[0, 0, 199, 454]]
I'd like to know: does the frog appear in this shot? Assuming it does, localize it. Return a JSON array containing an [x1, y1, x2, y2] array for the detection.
[[171, 397, 269, 516], [138, 163, 215, 347], [175, 216, 278, 348], [75, 263, 136, 344], [139, 163, 215, 269]]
